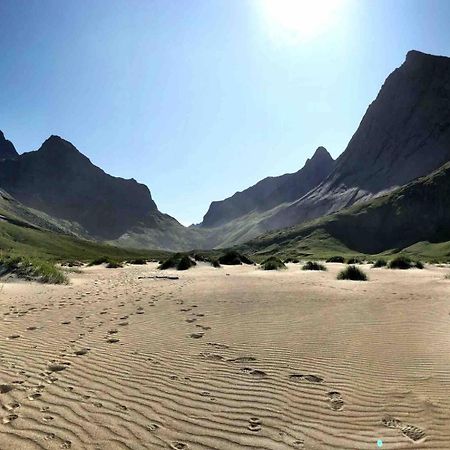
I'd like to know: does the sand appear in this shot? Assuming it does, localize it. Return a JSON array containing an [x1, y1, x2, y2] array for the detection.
[[0, 262, 450, 449]]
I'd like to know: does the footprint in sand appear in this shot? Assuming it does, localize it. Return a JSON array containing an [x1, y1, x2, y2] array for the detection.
[[228, 356, 256, 363], [190, 332, 204, 339], [327, 391, 344, 411], [170, 442, 188, 450], [382, 415, 426, 442], [26, 326, 37, 331], [47, 362, 70, 373], [0, 384, 14, 394], [74, 348, 90, 356], [28, 393, 42, 401], [289, 373, 323, 383], [248, 417, 262, 432], [146, 423, 159, 432], [2, 402, 20, 411], [61, 440, 72, 448], [7, 334, 21, 340], [240, 367, 267, 378], [2, 414, 18, 424], [107, 338, 120, 344]]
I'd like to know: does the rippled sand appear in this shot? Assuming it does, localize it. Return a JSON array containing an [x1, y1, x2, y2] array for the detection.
[[1, 262, 450, 449]]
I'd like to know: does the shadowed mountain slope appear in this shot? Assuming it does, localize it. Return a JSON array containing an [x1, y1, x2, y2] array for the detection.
[[264, 50, 450, 231], [241, 160, 450, 258]]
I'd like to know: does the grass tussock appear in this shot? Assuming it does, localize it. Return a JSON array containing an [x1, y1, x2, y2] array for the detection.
[[211, 259, 221, 268], [326, 256, 345, 263], [106, 261, 123, 269], [261, 256, 286, 271], [127, 258, 147, 265], [346, 256, 363, 264], [283, 257, 299, 264], [159, 254, 197, 271], [372, 258, 387, 268], [388, 256, 424, 270], [337, 265, 368, 281], [302, 261, 327, 271], [218, 251, 254, 266], [0, 255, 67, 284]]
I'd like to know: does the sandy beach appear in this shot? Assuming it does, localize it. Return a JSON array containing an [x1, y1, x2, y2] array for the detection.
[[1, 263, 450, 449]]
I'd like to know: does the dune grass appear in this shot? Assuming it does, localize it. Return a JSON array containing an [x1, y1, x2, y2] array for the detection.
[[337, 265, 368, 281], [326, 256, 345, 263], [159, 253, 197, 271], [302, 261, 327, 271], [0, 254, 67, 284], [388, 256, 424, 269], [218, 251, 254, 265], [261, 256, 286, 271], [372, 258, 387, 268]]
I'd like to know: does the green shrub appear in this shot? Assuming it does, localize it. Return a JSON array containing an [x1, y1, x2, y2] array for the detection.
[[218, 251, 254, 265], [372, 259, 387, 268], [326, 256, 345, 263], [388, 256, 413, 269], [347, 256, 362, 264], [159, 253, 196, 271], [337, 265, 368, 281], [415, 261, 424, 269], [302, 261, 327, 271], [88, 256, 113, 266], [261, 256, 286, 271], [211, 259, 221, 268], [176, 255, 196, 271], [0, 255, 67, 284], [106, 261, 123, 269], [127, 258, 147, 265], [284, 257, 299, 264]]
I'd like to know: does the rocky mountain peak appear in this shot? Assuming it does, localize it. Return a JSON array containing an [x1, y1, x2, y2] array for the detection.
[[0, 130, 19, 160]]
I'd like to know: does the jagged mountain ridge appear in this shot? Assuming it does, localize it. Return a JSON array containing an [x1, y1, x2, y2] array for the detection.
[[0, 134, 192, 246], [263, 50, 450, 231], [201, 146, 335, 228]]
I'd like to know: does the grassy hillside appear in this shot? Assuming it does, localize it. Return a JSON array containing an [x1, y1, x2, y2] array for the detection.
[[239, 161, 450, 261], [0, 190, 168, 262]]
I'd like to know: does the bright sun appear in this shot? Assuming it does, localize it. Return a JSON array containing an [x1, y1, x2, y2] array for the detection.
[[260, 0, 346, 42]]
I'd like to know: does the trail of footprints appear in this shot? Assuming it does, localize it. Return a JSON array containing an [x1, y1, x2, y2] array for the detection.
[[1, 267, 429, 448]]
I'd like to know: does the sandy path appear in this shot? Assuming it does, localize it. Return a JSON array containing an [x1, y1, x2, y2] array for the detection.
[[0, 263, 450, 449]]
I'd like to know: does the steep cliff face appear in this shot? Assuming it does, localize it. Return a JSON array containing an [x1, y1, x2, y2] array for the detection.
[[0, 131, 19, 160], [201, 146, 335, 228], [264, 50, 450, 230], [0, 135, 165, 239]]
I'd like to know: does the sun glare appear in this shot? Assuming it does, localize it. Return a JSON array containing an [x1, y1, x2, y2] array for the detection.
[[260, 0, 346, 42]]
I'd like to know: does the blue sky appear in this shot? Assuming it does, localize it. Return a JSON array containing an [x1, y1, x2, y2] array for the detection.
[[0, 0, 449, 225]]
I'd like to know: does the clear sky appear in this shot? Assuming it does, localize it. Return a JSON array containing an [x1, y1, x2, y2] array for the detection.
[[0, 0, 449, 225]]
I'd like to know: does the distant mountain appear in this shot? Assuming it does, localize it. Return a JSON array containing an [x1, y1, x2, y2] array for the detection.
[[264, 50, 450, 231], [0, 130, 19, 160], [241, 159, 450, 258], [0, 134, 203, 250], [202, 146, 334, 228]]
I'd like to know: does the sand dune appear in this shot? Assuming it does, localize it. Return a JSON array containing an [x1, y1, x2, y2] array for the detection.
[[1, 263, 450, 449]]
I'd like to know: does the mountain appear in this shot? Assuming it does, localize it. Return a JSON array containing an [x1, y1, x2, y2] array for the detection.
[[0, 130, 19, 160], [240, 159, 450, 259], [0, 133, 203, 250], [263, 50, 450, 231], [202, 146, 334, 228]]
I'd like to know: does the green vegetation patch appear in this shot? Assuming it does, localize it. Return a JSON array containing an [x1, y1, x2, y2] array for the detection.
[[0, 255, 67, 284], [337, 265, 368, 281], [326, 256, 345, 263], [302, 261, 327, 271], [218, 251, 254, 265], [372, 258, 387, 268], [261, 256, 286, 271], [388, 256, 424, 270], [159, 253, 197, 271]]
